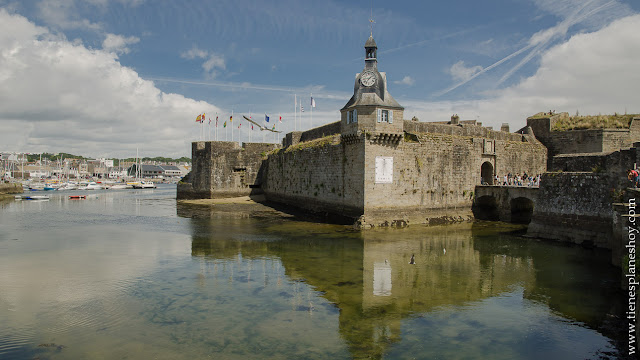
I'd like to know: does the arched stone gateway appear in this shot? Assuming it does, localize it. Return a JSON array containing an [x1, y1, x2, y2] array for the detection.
[[510, 197, 534, 224], [481, 161, 494, 185]]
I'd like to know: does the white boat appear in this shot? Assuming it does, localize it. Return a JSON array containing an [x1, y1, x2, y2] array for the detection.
[[15, 195, 49, 200], [133, 180, 156, 189], [78, 181, 103, 190], [28, 183, 45, 191], [58, 182, 78, 191]]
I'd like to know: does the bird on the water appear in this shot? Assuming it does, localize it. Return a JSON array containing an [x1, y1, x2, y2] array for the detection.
[[409, 254, 415, 265]]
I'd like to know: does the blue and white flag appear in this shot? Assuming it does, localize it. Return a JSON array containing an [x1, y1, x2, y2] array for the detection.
[[265, 114, 270, 122]]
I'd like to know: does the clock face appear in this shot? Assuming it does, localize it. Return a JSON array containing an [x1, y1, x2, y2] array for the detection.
[[361, 71, 376, 87]]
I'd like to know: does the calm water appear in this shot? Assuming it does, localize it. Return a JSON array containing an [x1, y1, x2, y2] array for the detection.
[[0, 185, 625, 359]]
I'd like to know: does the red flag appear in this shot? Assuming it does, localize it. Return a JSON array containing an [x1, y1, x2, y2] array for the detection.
[[196, 114, 202, 122], [279, 115, 282, 123]]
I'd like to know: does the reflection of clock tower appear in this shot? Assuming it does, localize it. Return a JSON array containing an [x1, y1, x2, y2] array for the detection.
[[341, 34, 404, 141]]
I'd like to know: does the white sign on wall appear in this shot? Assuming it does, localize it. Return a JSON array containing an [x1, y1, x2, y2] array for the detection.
[[375, 156, 393, 184]]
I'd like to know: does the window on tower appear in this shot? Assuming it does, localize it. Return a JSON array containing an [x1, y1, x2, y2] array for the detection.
[[347, 109, 358, 124], [376, 109, 393, 124]]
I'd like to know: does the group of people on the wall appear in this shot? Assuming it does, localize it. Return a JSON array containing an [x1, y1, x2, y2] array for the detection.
[[481, 173, 542, 187]]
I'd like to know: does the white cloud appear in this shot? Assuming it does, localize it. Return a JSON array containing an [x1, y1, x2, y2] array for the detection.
[[448, 61, 483, 82], [102, 33, 140, 55], [36, 0, 103, 30], [0, 9, 220, 157], [180, 46, 208, 60], [406, 14, 640, 131], [394, 76, 415, 86], [202, 54, 226, 73], [181, 45, 226, 79]]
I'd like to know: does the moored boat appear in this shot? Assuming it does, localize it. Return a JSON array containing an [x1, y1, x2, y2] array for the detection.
[[132, 180, 156, 189], [78, 181, 103, 190], [15, 195, 50, 200]]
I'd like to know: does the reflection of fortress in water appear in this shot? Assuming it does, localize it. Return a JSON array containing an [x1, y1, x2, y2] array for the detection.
[[182, 204, 620, 359]]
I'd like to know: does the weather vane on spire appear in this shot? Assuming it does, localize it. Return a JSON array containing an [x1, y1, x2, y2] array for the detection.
[[369, 5, 375, 36]]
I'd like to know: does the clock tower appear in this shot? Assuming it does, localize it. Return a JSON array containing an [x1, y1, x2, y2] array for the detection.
[[341, 34, 404, 140]]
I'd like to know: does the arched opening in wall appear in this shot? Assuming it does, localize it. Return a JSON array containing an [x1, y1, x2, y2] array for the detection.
[[472, 195, 499, 221], [510, 197, 534, 224], [481, 162, 494, 185]]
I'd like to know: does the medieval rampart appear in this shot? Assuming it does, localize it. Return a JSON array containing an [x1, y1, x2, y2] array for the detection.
[[359, 130, 546, 226], [527, 114, 640, 163], [404, 120, 531, 142], [283, 121, 341, 148], [551, 143, 640, 188], [527, 172, 613, 248], [262, 135, 365, 219], [177, 141, 279, 199]]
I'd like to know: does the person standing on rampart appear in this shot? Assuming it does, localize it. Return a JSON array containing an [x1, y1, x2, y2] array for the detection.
[[628, 169, 639, 188]]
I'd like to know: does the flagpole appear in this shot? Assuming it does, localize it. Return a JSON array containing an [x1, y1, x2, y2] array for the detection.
[[310, 93, 313, 129], [294, 94, 297, 131], [231, 110, 234, 143]]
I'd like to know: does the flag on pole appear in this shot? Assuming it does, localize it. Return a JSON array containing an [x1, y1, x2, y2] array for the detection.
[[203, 112, 205, 119], [224, 121, 227, 128], [251, 124, 254, 130], [238, 122, 242, 129], [279, 115, 282, 123], [216, 115, 218, 127], [196, 114, 202, 122], [265, 114, 270, 123], [208, 117, 211, 125], [230, 115, 233, 122], [311, 97, 316, 108], [272, 124, 276, 130], [301, 104, 304, 112]]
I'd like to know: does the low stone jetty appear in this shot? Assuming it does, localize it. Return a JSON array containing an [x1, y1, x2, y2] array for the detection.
[[0, 183, 22, 196]]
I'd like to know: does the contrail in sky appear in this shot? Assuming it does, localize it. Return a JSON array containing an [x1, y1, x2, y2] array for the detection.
[[146, 76, 349, 100], [434, 0, 616, 97], [496, 0, 615, 86]]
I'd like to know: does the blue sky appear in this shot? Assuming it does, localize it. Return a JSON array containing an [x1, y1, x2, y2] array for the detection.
[[0, 0, 638, 158]]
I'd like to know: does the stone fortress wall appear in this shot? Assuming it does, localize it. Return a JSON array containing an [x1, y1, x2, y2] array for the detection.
[[359, 122, 546, 226], [177, 141, 279, 199], [523, 112, 640, 267], [178, 114, 548, 228], [527, 112, 640, 163]]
